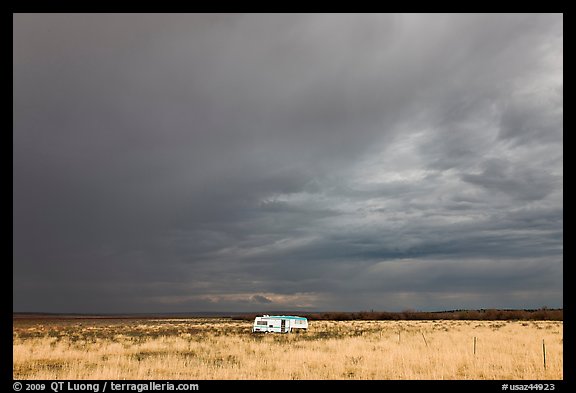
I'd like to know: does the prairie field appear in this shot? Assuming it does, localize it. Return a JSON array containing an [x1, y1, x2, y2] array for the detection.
[[13, 318, 562, 380]]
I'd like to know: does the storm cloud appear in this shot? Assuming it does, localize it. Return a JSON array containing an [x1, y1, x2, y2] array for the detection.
[[13, 14, 562, 312]]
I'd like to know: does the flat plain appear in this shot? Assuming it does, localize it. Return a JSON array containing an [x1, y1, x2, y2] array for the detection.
[[13, 317, 562, 380]]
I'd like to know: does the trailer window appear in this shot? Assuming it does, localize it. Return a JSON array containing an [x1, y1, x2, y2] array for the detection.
[[257, 320, 267, 326]]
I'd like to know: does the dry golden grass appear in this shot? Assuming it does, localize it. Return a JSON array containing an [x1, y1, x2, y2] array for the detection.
[[13, 318, 562, 380]]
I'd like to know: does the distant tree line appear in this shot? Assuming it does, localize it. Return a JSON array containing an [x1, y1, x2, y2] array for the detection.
[[232, 308, 562, 321]]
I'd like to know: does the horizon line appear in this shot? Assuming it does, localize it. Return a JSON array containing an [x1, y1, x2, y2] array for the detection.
[[13, 307, 562, 317]]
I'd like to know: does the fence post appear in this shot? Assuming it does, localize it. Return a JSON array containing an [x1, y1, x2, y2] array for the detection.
[[474, 336, 477, 355], [542, 339, 546, 370], [421, 332, 428, 347]]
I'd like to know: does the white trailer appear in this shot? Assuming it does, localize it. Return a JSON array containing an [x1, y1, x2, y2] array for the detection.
[[252, 315, 308, 333]]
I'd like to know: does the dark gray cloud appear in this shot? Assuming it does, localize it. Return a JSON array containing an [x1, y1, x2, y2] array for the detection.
[[13, 14, 562, 312], [251, 295, 273, 304], [461, 158, 560, 201]]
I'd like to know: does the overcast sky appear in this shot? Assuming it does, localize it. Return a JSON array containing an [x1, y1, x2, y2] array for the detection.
[[13, 14, 563, 313]]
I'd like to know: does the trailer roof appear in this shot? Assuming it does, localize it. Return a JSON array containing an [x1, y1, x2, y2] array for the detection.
[[259, 315, 307, 320]]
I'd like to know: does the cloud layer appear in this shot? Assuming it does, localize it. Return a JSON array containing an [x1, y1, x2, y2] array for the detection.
[[13, 14, 562, 312]]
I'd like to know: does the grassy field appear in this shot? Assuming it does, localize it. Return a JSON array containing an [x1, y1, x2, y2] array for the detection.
[[13, 317, 562, 380]]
